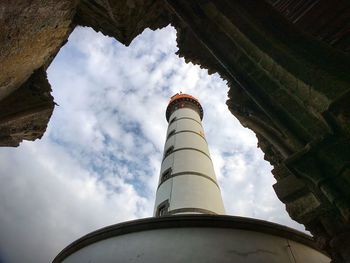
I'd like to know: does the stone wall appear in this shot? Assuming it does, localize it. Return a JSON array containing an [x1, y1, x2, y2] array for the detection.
[[266, 0, 350, 53], [0, 67, 54, 146], [166, 1, 350, 261], [0, 0, 78, 145]]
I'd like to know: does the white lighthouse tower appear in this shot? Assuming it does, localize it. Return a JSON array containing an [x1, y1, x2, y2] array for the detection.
[[53, 93, 330, 263], [154, 93, 225, 216]]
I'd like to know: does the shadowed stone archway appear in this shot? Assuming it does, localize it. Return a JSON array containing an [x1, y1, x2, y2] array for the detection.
[[1, 0, 349, 261]]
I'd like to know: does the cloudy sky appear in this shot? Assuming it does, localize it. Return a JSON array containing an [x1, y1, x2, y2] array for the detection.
[[0, 26, 305, 263]]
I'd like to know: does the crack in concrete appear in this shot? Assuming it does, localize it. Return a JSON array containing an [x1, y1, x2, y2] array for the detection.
[[227, 248, 276, 257]]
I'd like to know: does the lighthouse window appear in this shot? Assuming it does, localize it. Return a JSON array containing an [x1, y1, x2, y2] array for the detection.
[[161, 168, 172, 183], [164, 146, 174, 159], [156, 200, 169, 217], [167, 129, 176, 139]]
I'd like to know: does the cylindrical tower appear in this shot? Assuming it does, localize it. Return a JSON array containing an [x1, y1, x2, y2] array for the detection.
[[154, 93, 225, 216], [53, 93, 330, 263]]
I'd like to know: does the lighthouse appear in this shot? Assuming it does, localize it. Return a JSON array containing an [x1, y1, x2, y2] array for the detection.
[[154, 93, 225, 216], [53, 93, 330, 263]]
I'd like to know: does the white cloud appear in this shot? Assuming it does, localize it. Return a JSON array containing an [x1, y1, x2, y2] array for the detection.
[[0, 140, 144, 263], [0, 25, 305, 263]]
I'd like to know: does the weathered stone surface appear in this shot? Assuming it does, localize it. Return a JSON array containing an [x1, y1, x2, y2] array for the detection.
[[266, 0, 350, 53], [75, 0, 170, 46], [0, 0, 77, 146], [0, 67, 54, 146], [286, 193, 321, 220], [272, 170, 307, 202], [0, 0, 350, 261], [0, 0, 77, 100], [165, 1, 350, 261], [330, 231, 350, 262]]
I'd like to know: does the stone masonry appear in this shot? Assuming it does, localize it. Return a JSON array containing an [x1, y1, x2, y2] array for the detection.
[[0, 0, 349, 261]]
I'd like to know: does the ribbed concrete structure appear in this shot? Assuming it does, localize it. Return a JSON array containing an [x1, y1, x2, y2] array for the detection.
[[154, 93, 225, 216]]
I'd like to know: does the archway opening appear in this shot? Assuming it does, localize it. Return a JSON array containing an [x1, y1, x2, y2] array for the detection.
[[0, 25, 305, 263]]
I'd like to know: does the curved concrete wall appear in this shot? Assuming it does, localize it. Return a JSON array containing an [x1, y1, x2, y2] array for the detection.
[[154, 107, 225, 216], [55, 216, 330, 263]]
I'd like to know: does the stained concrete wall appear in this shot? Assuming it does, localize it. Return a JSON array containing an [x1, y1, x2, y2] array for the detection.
[[60, 225, 330, 263]]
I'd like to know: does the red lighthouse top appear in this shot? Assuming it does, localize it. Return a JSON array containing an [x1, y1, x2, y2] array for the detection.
[[166, 93, 204, 122]]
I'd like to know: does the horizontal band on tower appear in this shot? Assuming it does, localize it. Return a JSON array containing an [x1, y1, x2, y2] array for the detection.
[[157, 171, 220, 189], [170, 116, 203, 126], [167, 208, 218, 215], [162, 147, 212, 163], [166, 130, 206, 141]]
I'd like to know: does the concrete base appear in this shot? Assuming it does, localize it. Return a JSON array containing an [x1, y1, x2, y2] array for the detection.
[[53, 215, 330, 263]]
